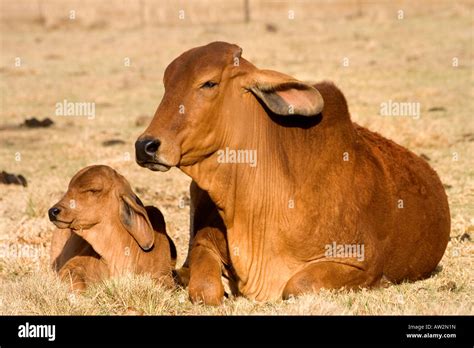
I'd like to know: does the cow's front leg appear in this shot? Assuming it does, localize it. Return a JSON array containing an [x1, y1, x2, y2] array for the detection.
[[282, 261, 379, 300], [188, 228, 226, 305]]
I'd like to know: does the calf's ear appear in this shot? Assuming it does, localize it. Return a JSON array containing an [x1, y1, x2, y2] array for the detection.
[[248, 69, 324, 117], [119, 193, 155, 251]]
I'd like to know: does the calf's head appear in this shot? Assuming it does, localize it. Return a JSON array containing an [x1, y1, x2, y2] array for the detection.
[[135, 41, 324, 172], [48, 165, 155, 250]]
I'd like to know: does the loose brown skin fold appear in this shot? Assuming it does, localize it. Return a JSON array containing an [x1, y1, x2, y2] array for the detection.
[[136, 42, 450, 304], [49, 165, 177, 291]]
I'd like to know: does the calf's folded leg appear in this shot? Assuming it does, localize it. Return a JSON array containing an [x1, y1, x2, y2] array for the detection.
[[59, 255, 108, 291]]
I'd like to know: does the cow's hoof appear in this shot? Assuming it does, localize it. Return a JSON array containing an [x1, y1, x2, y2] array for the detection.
[[189, 277, 224, 306]]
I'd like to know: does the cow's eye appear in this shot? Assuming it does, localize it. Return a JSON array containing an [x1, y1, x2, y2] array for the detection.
[[201, 81, 218, 89]]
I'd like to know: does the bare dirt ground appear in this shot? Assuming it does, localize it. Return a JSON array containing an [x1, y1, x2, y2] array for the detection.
[[0, 0, 472, 314]]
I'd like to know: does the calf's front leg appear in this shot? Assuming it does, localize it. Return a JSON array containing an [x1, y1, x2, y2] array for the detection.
[[59, 255, 108, 291]]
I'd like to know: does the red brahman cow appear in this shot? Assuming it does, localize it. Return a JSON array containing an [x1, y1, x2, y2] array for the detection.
[[135, 42, 450, 304]]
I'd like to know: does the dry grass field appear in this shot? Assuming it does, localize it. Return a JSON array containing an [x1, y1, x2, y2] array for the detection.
[[0, 0, 472, 315]]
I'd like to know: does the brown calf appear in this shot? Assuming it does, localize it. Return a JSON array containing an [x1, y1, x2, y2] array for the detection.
[[49, 165, 176, 290]]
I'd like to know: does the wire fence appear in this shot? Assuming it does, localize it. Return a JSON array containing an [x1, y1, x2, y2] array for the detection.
[[2, 0, 400, 29]]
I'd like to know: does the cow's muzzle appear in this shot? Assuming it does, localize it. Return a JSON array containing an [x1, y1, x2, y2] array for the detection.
[[135, 137, 171, 172]]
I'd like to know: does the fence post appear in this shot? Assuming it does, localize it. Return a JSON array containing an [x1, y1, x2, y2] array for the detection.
[[140, 0, 146, 27], [244, 0, 250, 22]]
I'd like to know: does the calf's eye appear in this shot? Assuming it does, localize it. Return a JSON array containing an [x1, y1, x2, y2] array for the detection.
[[85, 188, 102, 194]]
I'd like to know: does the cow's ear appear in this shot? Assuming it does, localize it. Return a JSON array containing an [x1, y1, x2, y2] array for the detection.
[[119, 193, 155, 251], [248, 70, 324, 117]]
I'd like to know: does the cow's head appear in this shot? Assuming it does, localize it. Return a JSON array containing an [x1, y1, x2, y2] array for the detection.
[[135, 41, 324, 172]]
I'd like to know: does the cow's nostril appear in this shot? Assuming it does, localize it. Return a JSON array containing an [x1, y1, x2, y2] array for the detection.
[[144, 140, 160, 156], [135, 138, 161, 163], [48, 207, 61, 221]]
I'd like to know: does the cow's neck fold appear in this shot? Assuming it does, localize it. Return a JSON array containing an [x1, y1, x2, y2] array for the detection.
[[182, 96, 357, 229]]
